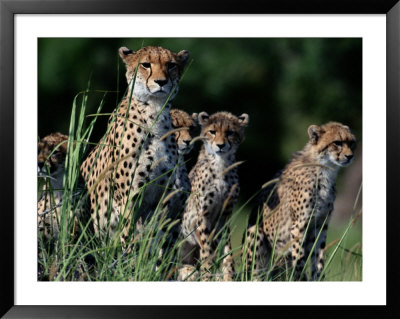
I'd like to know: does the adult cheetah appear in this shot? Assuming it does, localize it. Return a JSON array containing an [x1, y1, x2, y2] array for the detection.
[[180, 111, 249, 281], [80, 46, 190, 245], [245, 122, 356, 280]]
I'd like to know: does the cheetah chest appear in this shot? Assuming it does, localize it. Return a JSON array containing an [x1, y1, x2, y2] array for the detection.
[[200, 164, 238, 222], [174, 160, 190, 191], [111, 104, 178, 214], [312, 169, 337, 220]]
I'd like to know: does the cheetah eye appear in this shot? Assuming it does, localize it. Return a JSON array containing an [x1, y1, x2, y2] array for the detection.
[[226, 130, 234, 137], [141, 63, 151, 69], [333, 141, 343, 146], [209, 130, 216, 135], [349, 141, 356, 150], [167, 62, 177, 70]]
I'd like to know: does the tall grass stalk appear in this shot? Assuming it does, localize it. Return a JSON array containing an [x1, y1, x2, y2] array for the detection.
[[38, 55, 361, 282]]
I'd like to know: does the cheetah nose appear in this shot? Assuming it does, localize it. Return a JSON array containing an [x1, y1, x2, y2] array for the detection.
[[345, 154, 354, 161], [217, 143, 225, 150], [183, 139, 191, 145], [38, 161, 44, 169], [154, 79, 168, 87]]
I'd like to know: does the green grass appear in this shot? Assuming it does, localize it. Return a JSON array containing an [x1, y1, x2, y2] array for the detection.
[[38, 68, 362, 282], [37, 129, 362, 282]]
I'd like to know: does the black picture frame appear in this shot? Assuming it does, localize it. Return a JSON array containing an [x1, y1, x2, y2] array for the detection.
[[1, 0, 399, 318]]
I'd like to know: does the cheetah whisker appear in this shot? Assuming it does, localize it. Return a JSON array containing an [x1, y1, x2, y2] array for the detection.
[[220, 161, 245, 177]]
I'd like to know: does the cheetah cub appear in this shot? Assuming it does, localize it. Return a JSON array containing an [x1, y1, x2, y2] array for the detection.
[[80, 46, 189, 244], [246, 122, 356, 280], [38, 133, 84, 240], [38, 132, 69, 239], [166, 108, 198, 220], [154, 109, 198, 267], [180, 111, 249, 281]]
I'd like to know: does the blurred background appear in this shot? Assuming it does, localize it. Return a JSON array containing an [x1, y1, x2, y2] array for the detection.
[[38, 38, 362, 229]]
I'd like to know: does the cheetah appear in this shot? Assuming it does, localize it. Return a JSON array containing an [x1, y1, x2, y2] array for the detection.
[[180, 111, 249, 281], [37, 132, 69, 239], [245, 122, 356, 281], [80, 46, 190, 245], [165, 108, 198, 220], [37, 133, 85, 240], [154, 109, 198, 268]]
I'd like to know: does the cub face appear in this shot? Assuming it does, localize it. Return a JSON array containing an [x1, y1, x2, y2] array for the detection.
[[119, 46, 189, 103], [198, 111, 249, 156], [38, 132, 68, 177], [308, 122, 356, 167], [170, 109, 198, 155]]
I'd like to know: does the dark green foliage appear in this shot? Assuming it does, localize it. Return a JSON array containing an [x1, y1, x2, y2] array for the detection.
[[37, 38, 362, 281], [38, 38, 362, 200]]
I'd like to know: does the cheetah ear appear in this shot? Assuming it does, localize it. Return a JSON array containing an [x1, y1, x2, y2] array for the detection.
[[198, 112, 210, 126], [119, 46, 136, 63], [191, 113, 199, 125], [308, 125, 321, 144], [176, 50, 190, 67], [237, 113, 249, 127]]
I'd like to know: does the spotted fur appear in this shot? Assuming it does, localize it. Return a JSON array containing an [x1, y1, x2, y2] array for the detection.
[[245, 122, 356, 280], [166, 108, 198, 219], [37, 133, 85, 240], [180, 111, 249, 281], [80, 46, 189, 245]]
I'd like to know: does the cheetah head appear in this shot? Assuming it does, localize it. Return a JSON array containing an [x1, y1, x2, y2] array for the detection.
[[170, 109, 198, 155], [308, 122, 356, 167], [38, 132, 68, 178], [198, 111, 249, 157], [119, 46, 190, 104]]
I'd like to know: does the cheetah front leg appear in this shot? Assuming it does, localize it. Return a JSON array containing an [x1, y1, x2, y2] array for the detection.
[[91, 179, 125, 247], [310, 223, 329, 281], [178, 239, 199, 281], [244, 225, 269, 280], [289, 223, 308, 281], [222, 242, 234, 281], [219, 201, 235, 281], [196, 215, 214, 281]]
